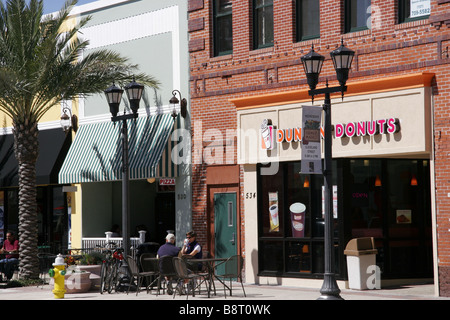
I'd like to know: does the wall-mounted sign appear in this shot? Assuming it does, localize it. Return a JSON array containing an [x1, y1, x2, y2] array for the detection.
[[159, 178, 175, 186], [334, 118, 400, 138], [261, 119, 276, 150], [260, 117, 401, 149]]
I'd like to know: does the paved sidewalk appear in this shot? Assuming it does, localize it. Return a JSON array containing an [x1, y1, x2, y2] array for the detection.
[[0, 281, 448, 300]]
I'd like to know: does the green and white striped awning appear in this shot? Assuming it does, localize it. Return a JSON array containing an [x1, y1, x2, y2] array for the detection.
[[58, 113, 177, 184]]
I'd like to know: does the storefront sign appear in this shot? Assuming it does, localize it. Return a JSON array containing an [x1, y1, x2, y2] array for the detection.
[[334, 118, 400, 138], [260, 117, 401, 151], [301, 105, 322, 174], [159, 178, 175, 186]]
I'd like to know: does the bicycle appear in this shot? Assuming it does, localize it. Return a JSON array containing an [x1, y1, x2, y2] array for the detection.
[[98, 243, 124, 294]]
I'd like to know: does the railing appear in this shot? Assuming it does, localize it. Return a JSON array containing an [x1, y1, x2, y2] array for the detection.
[[80, 230, 147, 259]]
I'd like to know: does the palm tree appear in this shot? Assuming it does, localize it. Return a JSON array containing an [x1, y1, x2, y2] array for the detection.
[[0, 0, 159, 279]]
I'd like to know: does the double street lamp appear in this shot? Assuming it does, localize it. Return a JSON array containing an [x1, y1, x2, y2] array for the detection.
[[104, 78, 144, 259], [301, 40, 355, 300]]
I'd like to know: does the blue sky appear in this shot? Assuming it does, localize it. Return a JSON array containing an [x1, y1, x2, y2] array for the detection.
[[42, 0, 98, 14], [0, 1, 99, 14]]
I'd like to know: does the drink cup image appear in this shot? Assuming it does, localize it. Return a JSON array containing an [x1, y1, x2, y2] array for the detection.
[[261, 126, 271, 149], [269, 204, 279, 231], [290, 202, 306, 237], [261, 120, 272, 149]]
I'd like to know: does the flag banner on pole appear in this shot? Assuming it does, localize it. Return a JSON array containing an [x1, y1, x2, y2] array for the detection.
[[301, 105, 322, 174]]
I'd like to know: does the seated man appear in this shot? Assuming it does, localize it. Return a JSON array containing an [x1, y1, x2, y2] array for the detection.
[[157, 233, 180, 294], [157, 233, 180, 258], [0, 231, 19, 281]]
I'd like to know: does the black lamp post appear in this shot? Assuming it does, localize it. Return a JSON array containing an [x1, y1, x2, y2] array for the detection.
[[104, 78, 144, 260], [301, 40, 354, 300]]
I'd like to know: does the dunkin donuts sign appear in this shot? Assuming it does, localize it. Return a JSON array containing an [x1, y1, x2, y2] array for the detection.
[[260, 117, 400, 149], [334, 118, 400, 138]]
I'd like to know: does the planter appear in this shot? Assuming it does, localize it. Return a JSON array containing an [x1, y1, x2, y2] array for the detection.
[[77, 265, 101, 290], [65, 271, 92, 294], [49, 271, 92, 294]]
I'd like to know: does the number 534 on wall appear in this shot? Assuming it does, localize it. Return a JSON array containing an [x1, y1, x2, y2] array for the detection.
[[245, 192, 256, 199]]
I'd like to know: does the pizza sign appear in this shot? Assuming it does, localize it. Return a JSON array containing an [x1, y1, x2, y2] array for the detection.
[[159, 178, 175, 186]]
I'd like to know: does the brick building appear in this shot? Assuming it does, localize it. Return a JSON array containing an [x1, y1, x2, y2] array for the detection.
[[188, 0, 450, 295]]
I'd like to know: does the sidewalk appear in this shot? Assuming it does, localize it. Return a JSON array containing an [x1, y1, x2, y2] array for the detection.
[[1, 281, 449, 300]]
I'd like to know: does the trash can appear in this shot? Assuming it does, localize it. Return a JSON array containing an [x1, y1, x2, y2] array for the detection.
[[344, 237, 378, 290]]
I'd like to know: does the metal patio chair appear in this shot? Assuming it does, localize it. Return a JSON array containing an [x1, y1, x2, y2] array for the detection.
[[214, 254, 246, 298], [126, 255, 158, 296], [172, 257, 209, 299]]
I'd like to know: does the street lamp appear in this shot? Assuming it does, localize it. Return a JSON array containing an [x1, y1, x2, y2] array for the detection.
[[169, 89, 188, 120], [301, 40, 354, 300], [104, 78, 144, 260], [60, 106, 78, 133]]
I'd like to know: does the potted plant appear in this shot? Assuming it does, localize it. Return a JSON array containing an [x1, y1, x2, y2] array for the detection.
[[77, 252, 104, 290]]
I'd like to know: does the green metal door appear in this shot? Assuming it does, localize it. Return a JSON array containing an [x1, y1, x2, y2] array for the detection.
[[214, 192, 237, 275]]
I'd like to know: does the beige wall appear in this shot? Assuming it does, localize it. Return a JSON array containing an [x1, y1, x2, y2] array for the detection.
[[239, 86, 433, 287], [237, 86, 432, 165]]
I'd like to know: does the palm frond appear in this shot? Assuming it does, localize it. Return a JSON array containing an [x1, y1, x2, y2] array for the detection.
[[0, 0, 160, 124]]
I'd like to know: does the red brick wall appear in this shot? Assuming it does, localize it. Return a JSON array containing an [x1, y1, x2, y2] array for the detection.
[[188, 0, 450, 294]]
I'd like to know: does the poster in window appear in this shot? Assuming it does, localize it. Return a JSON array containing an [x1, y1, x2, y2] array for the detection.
[[268, 192, 279, 232], [410, 0, 430, 18], [396, 210, 412, 224]]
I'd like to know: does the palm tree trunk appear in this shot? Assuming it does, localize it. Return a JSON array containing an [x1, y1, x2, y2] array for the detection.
[[12, 121, 40, 279]]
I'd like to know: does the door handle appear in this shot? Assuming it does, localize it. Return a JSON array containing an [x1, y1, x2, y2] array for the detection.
[[230, 232, 235, 245]]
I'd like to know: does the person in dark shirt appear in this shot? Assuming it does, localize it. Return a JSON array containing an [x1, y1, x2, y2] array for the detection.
[[157, 233, 180, 294], [157, 233, 180, 258], [181, 230, 202, 271]]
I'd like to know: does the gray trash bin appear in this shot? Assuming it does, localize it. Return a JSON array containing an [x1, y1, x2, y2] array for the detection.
[[344, 237, 378, 290]]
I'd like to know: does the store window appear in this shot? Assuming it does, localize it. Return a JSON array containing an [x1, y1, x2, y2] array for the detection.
[[258, 158, 432, 280], [1, 186, 68, 252], [345, 0, 371, 33], [296, 0, 320, 41], [258, 161, 340, 277], [348, 159, 383, 238], [398, 0, 430, 24], [213, 0, 233, 56], [343, 159, 433, 279], [253, 0, 274, 49]]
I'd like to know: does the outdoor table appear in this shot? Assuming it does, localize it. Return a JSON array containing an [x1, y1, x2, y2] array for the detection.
[[188, 257, 227, 297]]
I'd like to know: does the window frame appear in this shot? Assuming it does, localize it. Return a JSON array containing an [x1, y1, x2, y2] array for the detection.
[[253, 0, 274, 50], [344, 0, 371, 33], [296, 0, 320, 42], [212, 0, 233, 57]]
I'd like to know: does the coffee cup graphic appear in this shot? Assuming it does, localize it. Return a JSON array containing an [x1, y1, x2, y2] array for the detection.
[[269, 204, 279, 231], [290, 202, 306, 237], [261, 120, 272, 150]]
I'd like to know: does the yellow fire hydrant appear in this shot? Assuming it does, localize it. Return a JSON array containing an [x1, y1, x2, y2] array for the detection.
[[49, 254, 66, 299]]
